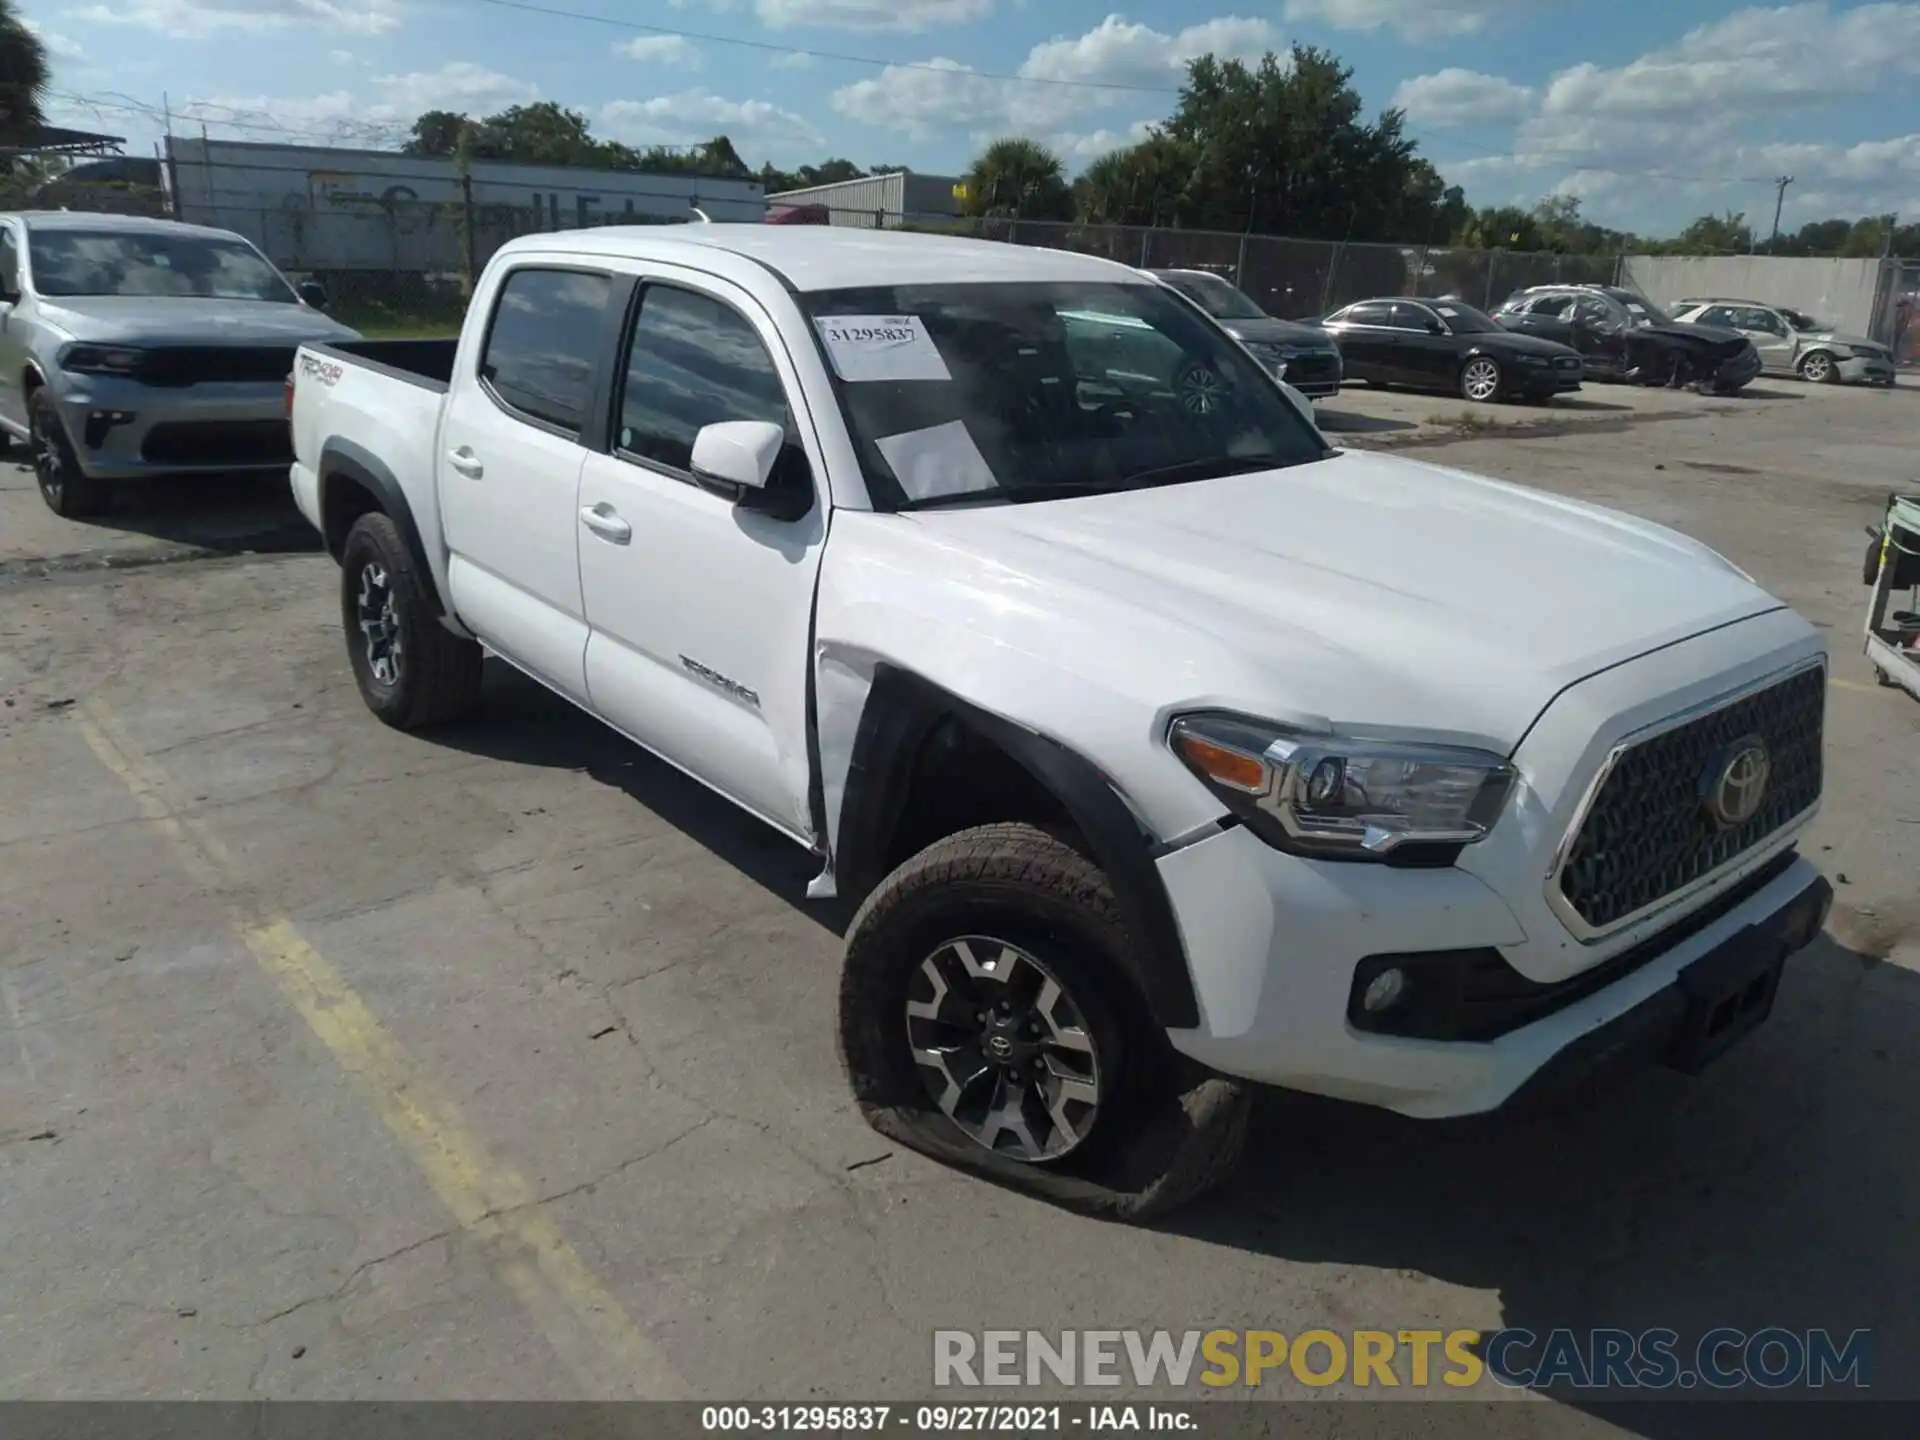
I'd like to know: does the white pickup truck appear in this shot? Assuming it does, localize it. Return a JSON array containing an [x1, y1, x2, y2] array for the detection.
[[290, 226, 1833, 1217]]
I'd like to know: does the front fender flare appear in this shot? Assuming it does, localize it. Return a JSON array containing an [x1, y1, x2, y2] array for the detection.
[[835, 663, 1201, 1031]]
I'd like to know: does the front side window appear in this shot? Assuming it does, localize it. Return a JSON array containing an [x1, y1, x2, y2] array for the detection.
[[1386, 304, 1434, 332], [1696, 305, 1741, 330], [480, 267, 612, 435], [1739, 307, 1785, 335], [617, 284, 809, 493], [0, 228, 17, 296], [802, 279, 1328, 512], [26, 229, 296, 301]]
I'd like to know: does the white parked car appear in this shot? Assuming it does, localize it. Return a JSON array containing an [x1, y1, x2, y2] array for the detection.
[[289, 227, 1833, 1217]]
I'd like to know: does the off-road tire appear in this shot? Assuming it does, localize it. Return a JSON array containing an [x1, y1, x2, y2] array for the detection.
[[340, 511, 483, 730], [29, 388, 107, 519], [837, 822, 1247, 1220]]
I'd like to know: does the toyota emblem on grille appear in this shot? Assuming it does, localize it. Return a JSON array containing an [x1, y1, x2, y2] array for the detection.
[[1703, 737, 1772, 830]]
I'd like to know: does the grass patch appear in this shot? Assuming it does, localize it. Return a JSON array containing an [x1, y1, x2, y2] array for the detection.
[[1425, 408, 1504, 432]]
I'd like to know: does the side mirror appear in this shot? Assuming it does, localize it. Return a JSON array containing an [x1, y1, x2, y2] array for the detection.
[[296, 279, 328, 310], [1426, 320, 1447, 335], [691, 419, 784, 494]]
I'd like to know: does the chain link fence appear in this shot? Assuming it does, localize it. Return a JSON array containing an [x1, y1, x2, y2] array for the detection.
[[24, 176, 1628, 334]]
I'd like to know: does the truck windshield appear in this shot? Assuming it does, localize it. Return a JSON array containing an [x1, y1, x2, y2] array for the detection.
[[802, 280, 1331, 511], [28, 230, 297, 302]]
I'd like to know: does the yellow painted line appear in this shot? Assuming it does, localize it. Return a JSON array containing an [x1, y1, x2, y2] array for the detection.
[[75, 697, 684, 1400]]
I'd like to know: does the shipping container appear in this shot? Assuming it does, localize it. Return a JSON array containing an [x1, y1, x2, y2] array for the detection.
[[163, 137, 766, 273], [765, 172, 961, 229]]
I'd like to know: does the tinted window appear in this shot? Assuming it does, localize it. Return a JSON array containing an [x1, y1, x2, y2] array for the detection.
[[1161, 272, 1266, 322], [1738, 307, 1784, 334], [802, 280, 1327, 511], [1340, 301, 1394, 326], [1385, 303, 1433, 332], [0, 229, 16, 294], [27, 229, 295, 301], [618, 285, 808, 491], [1696, 305, 1740, 329], [481, 268, 611, 434], [1429, 301, 1499, 334]]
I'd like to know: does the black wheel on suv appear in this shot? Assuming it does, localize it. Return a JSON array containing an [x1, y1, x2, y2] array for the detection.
[[29, 387, 107, 518], [838, 822, 1246, 1217], [339, 511, 484, 730]]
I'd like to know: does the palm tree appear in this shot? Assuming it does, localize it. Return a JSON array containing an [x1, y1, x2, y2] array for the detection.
[[962, 138, 1072, 223], [0, 0, 49, 139]]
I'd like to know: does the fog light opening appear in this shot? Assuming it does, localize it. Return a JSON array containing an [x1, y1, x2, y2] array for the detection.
[[1361, 966, 1408, 1015]]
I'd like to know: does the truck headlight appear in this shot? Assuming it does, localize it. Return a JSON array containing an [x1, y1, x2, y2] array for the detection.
[[58, 344, 146, 377], [1168, 713, 1515, 861]]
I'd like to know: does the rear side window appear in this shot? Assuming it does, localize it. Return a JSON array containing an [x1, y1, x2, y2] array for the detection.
[[480, 267, 612, 435], [617, 284, 810, 491]]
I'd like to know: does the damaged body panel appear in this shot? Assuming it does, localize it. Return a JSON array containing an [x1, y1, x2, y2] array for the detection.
[[1494, 285, 1762, 393]]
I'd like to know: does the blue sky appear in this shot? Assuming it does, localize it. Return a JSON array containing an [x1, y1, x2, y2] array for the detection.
[[27, 0, 1920, 236]]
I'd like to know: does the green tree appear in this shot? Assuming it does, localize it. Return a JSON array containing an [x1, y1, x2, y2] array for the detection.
[[1156, 48, 1427, 241], [962, 137, 1073, 222], [1455, 205, 1545, 251], [402, 109, 469, 158], [0, 0, 50, 140], [1665, 211, 1752, 255], [1075, 134, 1196, 227]]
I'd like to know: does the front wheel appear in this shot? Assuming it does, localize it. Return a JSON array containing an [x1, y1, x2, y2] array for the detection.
[[29, 388, 107, 518], [339, 511, 483, 730], [837, 823, 1246, 1218], [1460, 356, 1502, 402], [1798, 351, 1838, 384]]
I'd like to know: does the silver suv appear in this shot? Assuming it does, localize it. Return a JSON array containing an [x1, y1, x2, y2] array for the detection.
[[0, 212, 361, 517]]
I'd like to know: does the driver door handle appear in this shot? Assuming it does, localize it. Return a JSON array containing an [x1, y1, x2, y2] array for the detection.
[[580, 502, 632, 545], [446, 447, 484, 479]]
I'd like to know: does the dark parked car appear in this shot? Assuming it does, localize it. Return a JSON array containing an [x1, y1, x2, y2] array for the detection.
[[1145, 268, 1343, 399], [1317, 297, 1583, 402], [1492, 285, 1762, 393]]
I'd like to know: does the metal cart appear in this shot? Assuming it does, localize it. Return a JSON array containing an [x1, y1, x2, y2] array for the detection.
[[1864, 491, 1920, 701]]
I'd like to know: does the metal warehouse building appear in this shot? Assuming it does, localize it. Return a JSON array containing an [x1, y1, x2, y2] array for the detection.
[[768, 171, 962, 228]]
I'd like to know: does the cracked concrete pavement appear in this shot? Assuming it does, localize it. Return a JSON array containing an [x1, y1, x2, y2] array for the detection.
[[0, 378, 1915, 1432]]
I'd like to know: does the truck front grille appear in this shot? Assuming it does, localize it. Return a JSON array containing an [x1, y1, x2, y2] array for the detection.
[[1553, 664, 1825, 936]]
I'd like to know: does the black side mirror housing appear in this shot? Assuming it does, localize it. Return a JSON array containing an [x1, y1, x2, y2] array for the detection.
[[296, 280, 328, 311], [1426, 320, 1447, 335]]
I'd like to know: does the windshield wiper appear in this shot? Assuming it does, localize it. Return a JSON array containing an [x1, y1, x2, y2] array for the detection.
[[1117, 454, 1293, 488], [896, 480, 1129, 512]]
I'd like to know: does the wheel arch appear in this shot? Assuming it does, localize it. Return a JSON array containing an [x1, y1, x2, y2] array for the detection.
[[318, 439, 448, 619], [833, 662, 1201, 1030]]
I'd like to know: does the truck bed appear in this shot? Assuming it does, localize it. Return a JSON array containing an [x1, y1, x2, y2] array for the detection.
[[314, 338, 459, 392]]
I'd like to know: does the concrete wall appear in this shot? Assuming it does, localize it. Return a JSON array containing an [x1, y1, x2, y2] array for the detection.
[[1621, 254, 1889, 338]]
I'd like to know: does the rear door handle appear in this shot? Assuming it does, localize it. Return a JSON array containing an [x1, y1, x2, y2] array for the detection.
[[446, 448, 484, 479], [580, 502, 632, 544]]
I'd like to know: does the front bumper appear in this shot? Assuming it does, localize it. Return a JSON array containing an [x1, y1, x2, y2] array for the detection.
[[1837, 354, 1896, 385], [46, 374, 293, 480], [1711, 347, 1764, 390], [1157, 827, 1828, 1117]]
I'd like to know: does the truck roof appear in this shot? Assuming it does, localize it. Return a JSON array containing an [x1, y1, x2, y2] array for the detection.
[[497, 223, 1148, 293]]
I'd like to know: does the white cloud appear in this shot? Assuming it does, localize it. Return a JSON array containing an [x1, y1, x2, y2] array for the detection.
[[181, 62, 537, 144], [599, 89, 822, 157], [22, 18, 85, 59], [754, 0, 992, 31], [1393, 69, 1533, 127], [328, 48, 355, 64], [768, 51, 818, 70], [1281, 0, 1536, 40], [622, 35, 703, 67], [1052, 119, 1158, 162], [831, 13, 1280, 138], [1427, 4, 1920, 230], [70, 0, 403, 38]]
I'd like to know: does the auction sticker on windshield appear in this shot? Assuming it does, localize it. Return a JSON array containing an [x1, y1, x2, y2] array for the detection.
[[815, 315, 951, 383]]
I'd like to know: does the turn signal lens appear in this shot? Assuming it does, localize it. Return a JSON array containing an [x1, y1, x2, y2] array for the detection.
[[1171, 729, 1268, 793]]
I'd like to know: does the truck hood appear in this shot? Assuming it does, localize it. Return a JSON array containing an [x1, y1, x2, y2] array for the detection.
[[906, 451, 1780, 751], [35, 296, 362, 347], [1216, 316, 1339, 350], [1804, 328, 1881, 351]]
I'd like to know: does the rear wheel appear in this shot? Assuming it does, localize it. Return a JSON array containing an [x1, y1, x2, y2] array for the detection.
[[29, 388, 107, 519], [339, 511, 483, 730], [1798, 350, 1838, 384], [1460, 356, 1503, 402]]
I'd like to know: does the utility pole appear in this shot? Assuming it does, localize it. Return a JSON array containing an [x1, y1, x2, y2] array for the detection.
[[1768, 175, 1794, 252]]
